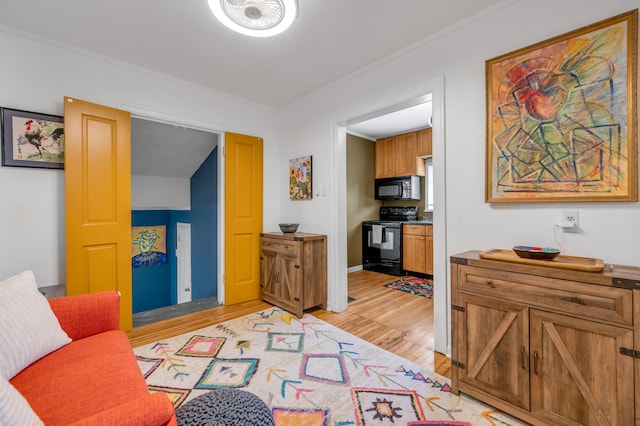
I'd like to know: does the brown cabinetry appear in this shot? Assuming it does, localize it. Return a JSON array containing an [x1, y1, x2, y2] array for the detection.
[[402, 224, 433, 275], [417, 128, 432, 157], [260, 232, 327, 318], [375, 131, 425, 178], [374, 137, 395, 179], [451, 251, 638, 425]]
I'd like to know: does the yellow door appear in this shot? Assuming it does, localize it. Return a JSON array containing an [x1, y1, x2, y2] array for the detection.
[[64, 97, 132, 330], [225, 132, 263, 304]]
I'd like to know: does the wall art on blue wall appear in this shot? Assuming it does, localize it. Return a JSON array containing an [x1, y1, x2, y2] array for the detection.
[[132, 225, 168, 268]]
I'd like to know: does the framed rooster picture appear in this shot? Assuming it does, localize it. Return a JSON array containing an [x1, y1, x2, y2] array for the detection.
[[1, 108, 64, 169]]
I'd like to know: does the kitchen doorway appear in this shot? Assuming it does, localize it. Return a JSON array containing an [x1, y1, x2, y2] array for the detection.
[[335, 76, 449, 355]]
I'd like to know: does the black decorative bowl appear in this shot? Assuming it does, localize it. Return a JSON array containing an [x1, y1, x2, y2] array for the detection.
[[279, 223, 299, 233], [513, 246, 560, 260]]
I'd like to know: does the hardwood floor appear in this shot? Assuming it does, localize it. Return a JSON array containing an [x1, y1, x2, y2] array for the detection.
[[127, 269, 451, 378]]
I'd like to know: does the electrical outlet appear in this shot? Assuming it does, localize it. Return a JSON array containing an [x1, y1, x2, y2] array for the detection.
[[560, 210, 579, 230]]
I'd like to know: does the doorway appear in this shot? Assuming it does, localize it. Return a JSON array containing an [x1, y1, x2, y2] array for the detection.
[[127, 113, 220, 322], [335, 77, 449, 355]]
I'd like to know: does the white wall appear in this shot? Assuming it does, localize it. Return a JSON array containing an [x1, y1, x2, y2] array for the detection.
[[131, 175, 190, 210], [278, 0, 640, 353], [0, 27, 280, 286]]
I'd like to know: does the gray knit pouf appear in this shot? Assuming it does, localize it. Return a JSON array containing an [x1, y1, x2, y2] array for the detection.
[[175, 389, 274, 426]]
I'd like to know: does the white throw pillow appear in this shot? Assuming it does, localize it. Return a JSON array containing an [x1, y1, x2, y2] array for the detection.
[[0, 374, 44, 426], [0, 270, 71, 379]]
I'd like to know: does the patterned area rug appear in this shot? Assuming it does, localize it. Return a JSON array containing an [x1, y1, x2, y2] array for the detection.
[[385, 277, 434, 298], [134, 308, 525, 425]]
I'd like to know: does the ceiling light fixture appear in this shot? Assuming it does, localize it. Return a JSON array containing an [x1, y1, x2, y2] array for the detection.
[[208, 0, 298, 38]]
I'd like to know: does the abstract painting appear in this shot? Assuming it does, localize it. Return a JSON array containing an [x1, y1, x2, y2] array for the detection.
[[1, 108, 64, 169], [485, 10, 637, 202], [132, 225, 167, 268], [289, 155, 312, 199]]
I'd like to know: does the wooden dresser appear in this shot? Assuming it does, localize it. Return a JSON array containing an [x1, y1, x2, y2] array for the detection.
[[259, 232, 327, 318], [450, 250, 640, 426]]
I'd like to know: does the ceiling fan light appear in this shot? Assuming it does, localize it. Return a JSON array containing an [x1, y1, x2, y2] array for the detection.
[[208, 0, 298, 38]]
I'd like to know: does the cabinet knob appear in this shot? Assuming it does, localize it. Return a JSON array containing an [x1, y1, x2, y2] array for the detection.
[[486, 280, 495, 288]]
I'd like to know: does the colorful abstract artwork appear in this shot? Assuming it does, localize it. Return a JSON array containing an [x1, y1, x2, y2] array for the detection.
[[486, 11, 637, 202], [289, 155, 312, 199], [1, 108, 64, 169], [131, 225, 167, 268]]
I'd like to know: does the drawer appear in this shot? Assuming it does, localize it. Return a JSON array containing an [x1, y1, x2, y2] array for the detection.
[[458, 265, 633, 327], [260, 239, 300, 256], [403, 224, 432, 236]]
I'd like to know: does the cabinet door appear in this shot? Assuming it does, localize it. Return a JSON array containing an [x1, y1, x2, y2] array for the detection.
[[530, 310, 634, 426], [394, 132, 418, 176], [417, 128, 432, 157], [260, 243, 302, 315], [375, 137, 395, 178], [402, 233, 425, 274], [459, 293, 530, 410], [424, 233, 433, 275]]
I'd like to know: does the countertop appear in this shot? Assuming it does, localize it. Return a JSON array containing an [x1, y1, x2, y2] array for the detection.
[[403, 219, 433, 225]]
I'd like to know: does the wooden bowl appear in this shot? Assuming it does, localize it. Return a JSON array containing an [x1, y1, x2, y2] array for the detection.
[[513, 246, 560, 260]]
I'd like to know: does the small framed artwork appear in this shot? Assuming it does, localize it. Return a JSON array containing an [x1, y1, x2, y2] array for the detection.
[[1, 108, 65, 169], [485, 10, 637, 202], [289, 155, 312, 199], [131, 225, 167, 268]]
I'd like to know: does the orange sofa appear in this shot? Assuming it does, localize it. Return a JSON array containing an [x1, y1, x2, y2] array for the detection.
[[10, 291, 177, 426]]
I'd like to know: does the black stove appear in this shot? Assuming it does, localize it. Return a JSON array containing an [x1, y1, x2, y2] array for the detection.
[[361, 206, 418, 276]]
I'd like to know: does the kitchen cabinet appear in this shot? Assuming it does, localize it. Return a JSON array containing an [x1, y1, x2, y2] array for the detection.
[[375, 131, 425, 178], [450, 251, 638, 425], [417, 128, 432, 157], [402, 224, 433, 275], [375, 137, 395, 179], [260, 232, 327, 318]]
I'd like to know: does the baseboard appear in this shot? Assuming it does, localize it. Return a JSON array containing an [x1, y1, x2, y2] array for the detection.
[[347, 265, 363, 273]]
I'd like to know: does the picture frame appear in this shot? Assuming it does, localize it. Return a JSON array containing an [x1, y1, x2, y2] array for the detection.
[[485, 10, 638, 203], [131, 225, 168, 268], [1, 108, 64, 169], [289, 155, 312, 199]]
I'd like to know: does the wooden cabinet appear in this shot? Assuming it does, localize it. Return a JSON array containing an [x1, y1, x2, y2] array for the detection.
[[451, 251, 638, 425], [260, 232, 327, 318], [375, 131, 425, 178], [375, 137, 395, 179], [417, 128, 432, 157], [402, 224, 433, 275]]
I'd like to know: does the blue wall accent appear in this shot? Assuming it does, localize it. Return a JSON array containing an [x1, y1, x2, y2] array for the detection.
[[190, 147, 218, 300], [131, 210, 172, 313]]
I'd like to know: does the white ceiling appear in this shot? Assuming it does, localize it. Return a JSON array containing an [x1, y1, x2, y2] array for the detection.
[[0, 0, 503, 109], [0, 0, 504, 175], [131, 118, 218, 178]]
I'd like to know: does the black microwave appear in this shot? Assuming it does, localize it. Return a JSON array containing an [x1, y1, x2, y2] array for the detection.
[[374, 176, 421, 200]]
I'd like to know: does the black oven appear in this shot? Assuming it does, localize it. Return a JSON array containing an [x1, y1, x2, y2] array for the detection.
[[362, 221, 402, 275], [361, 206, 418, 276]]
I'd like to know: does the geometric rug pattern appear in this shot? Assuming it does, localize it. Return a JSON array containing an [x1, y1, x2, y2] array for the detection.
[[385, 276, 434, 298], [134, 308, 526, 425]]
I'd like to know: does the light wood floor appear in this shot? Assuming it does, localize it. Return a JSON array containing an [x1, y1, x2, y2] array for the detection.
[[127, 269, 451, 378]]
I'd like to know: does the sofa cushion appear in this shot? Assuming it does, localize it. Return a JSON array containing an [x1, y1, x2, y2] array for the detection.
[[0, 270, 71, 379], [11, 330, 151, 426], [0, 375, 43, 426]]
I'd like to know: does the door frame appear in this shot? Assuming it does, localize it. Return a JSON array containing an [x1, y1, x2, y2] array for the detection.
[[332, 76, 449, 354], [117, 102, 227, 304]]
